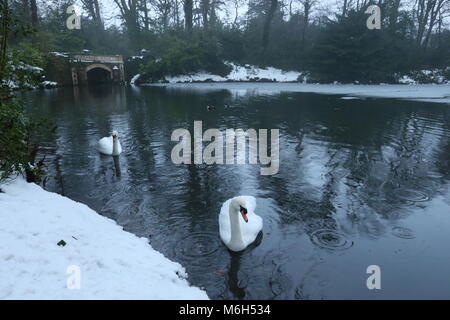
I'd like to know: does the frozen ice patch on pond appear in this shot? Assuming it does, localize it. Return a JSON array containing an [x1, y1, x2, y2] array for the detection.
[[340, 96, 360, 100], [149, 82, 450, 104]]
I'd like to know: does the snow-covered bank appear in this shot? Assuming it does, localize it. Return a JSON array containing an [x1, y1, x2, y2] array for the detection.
[[138, 62, 304, 84], [130, 73, 141, 85], [148, 82, 450, 104], [0, 178, 208, 300], [399, 69, 450, 85]]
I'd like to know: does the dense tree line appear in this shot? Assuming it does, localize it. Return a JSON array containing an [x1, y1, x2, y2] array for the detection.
[[0, 0, 51, 182], [4, 0, 450, 82]]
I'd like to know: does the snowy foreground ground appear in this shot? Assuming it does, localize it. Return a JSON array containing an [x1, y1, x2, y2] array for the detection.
[[147, 82, 450, 104], [0, 178, 208, 300]]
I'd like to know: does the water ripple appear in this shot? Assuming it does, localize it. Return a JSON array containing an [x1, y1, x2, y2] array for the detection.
[[392, 227, 416, 239], [174, 232, 221, 258], [396, 190, 429, 203], [310, 229, 354, 250]]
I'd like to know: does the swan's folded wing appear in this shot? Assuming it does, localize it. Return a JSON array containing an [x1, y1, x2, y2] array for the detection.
[[242, 196, 256, 212], [98, 137, 113, 155], [240, 213, 263, 245], [218, 199, 232, 243]]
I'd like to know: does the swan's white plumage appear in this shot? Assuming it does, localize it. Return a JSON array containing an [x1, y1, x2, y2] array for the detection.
[[98, 135, 122, 155], [219, 196, 263, 251]]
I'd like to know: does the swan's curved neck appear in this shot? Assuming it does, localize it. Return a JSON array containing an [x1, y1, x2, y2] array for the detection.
[[228, 199, 244, 247]]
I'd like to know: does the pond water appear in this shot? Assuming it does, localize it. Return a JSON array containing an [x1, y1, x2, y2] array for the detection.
[[22, 84, 450, 299]]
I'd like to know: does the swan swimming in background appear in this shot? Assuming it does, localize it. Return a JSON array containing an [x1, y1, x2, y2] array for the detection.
[[219, 196, 263, 252], [98, 130, 122, 156]]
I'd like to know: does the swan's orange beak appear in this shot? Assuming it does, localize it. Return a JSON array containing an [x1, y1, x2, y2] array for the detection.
[[240, 207, 248, 223]]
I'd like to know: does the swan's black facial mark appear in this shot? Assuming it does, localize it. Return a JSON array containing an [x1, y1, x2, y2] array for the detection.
[[240, 206, 248, 223]]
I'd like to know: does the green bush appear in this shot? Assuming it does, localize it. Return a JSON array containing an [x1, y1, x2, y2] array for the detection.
[[4, 41, 45, 89], [140, 35, 231, 81], [0, 96, 51, 183], [310, 9, 412, 83], [10, 41, 44, 67]]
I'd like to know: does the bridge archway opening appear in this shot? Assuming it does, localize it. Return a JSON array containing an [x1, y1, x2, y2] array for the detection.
[[86, 65, 112, 84]]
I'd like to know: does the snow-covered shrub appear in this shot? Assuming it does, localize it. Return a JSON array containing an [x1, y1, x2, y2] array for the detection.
[[0, 96, 52, 183], [125, 53, 153, 83], [4, 42, 45, 90], [398, 69, 450, 84]]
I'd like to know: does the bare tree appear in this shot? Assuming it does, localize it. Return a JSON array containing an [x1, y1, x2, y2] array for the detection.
[[81, 0, 103, 29], [342, 0, 349, 15], [262, 0, 278, 52], [114, 0, 140, 45], [387, 0, 402, 29], [150, 0, 173, 30], [414, 0, 450, 49], [138, 0, 150, 30], [208, 0, 223, 25], [200, 0, 210, 27], [17, 0, 39, 27], [0, 0, 10, 83], [300, 0, 316, 45], [183, 0, 193, 31], [231, 0, 244, 26], [29, 0, 38, 27], [173, 0, 181, 28]]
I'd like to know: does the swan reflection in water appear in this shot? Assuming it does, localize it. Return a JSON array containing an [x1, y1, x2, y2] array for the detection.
[[227, 232, 263, 299], [228, 252, 246, 299], [112, 156, 121, 177]]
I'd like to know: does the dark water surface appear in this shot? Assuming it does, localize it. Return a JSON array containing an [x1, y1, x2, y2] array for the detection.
[[23, 84, 450, 299]]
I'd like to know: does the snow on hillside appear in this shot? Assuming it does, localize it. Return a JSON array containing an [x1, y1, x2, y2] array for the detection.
[[399, 69, 450, 85], [130, 73, 141, 85], [41, 81, 59, 88], [0, 178, 208, 300], [162, 62, 304, 83]]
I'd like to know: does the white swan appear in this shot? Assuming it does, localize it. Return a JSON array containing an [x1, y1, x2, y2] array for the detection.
[[98, 130, 122, 156], [219, 196, 263, 252]]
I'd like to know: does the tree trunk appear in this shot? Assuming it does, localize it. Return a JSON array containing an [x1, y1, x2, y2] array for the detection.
[[93, 0, 103, 29], [415, 0, 448, 50], [82, 0, 103, 29], [0, 0, 10, 83], [141, 0, 149, 30], [261, 0, 278, 52], [174, 0, 180, 28], [342, 0, 348, 16], [30, 0, 38, 27], [415, 0, 433, 47], [301, 0, 313, 46], [201, 0, 209, 28], [184, 0, 193, 31], [114, 0, 140, 48], [233, 3, 239, 26]]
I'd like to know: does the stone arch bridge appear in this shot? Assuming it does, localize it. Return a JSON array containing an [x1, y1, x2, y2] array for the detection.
[[70, 54, 125, 85]]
